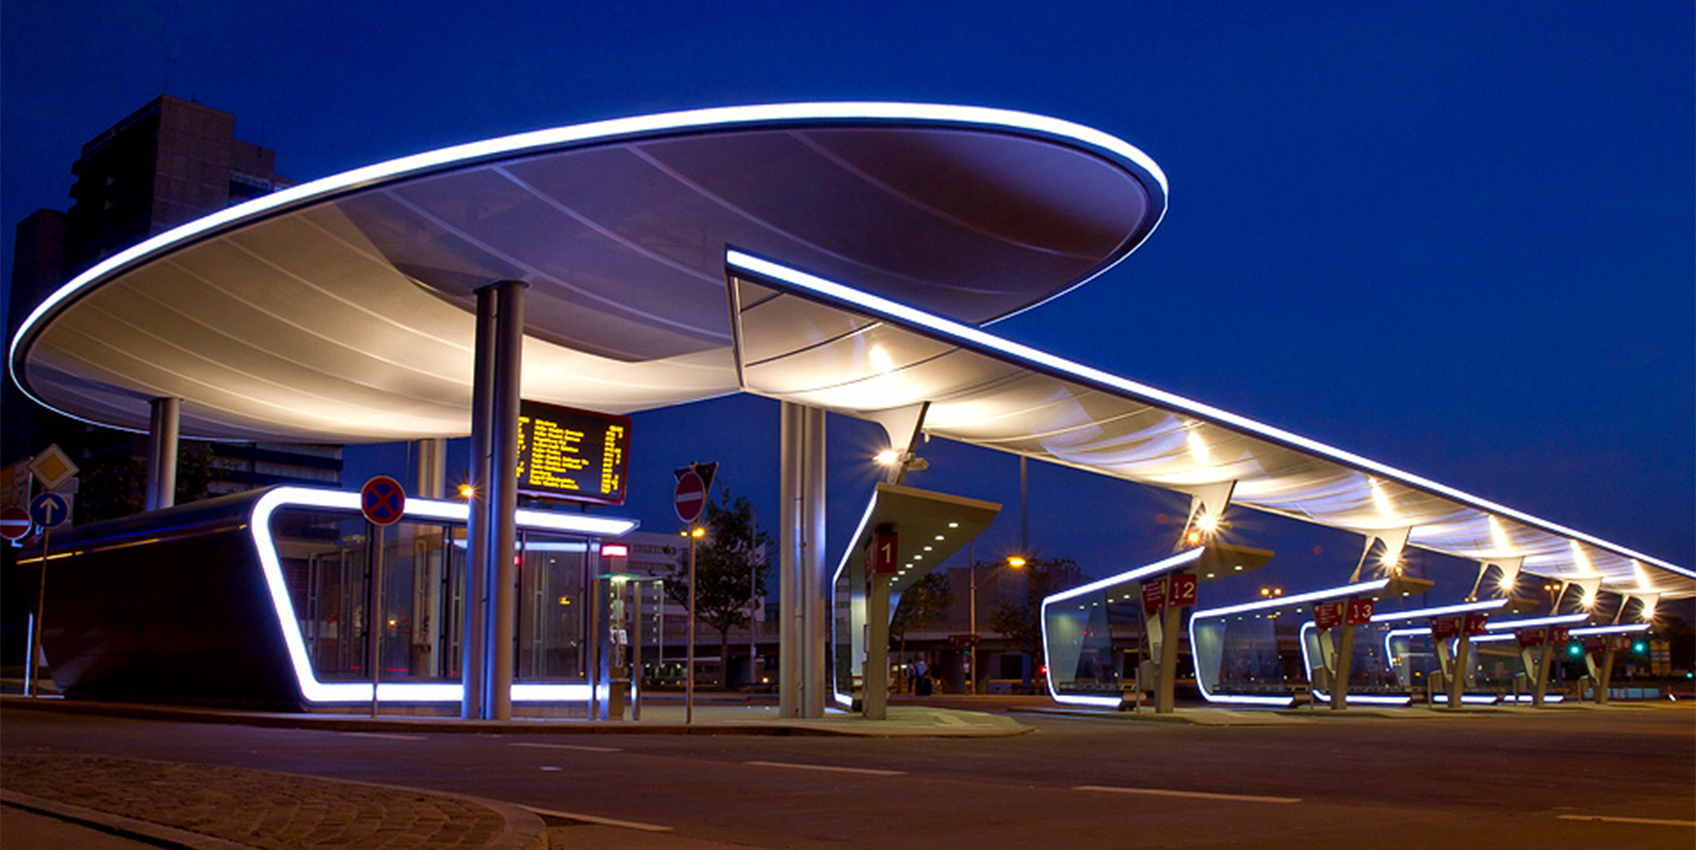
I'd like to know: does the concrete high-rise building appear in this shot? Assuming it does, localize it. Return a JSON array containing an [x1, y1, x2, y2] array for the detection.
[[5, 95, 340, 513]]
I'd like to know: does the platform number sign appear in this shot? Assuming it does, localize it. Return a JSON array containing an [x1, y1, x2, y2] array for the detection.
[[1345, 597, 1375, 625], [867, 529, 898, 576], [1167, 572, 1198, 608]]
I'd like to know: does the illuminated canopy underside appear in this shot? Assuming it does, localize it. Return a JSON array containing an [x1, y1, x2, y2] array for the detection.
[[12, 104, 1160, 442], [724, 259, 1695, 600], [11, 103, 1687, 599]]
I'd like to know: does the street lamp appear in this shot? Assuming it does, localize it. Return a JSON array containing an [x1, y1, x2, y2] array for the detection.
[[968, 554, 1026, 694]]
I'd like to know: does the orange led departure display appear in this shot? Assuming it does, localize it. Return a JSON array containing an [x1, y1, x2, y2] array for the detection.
[[516, 401, 631, 505]]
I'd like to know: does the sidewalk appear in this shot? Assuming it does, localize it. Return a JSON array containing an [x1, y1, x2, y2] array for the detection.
[[2, 753, 547, 850], [0, 694, 1034, 738]]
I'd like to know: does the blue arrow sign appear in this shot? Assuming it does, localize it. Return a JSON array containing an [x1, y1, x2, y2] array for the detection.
[[30, 492, 69, 529]]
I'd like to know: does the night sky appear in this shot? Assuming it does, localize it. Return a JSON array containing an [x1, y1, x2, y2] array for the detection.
[[3, 3, 1690, 604]]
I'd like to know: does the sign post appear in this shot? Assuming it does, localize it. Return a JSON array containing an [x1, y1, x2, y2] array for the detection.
[[361, 476, 406, 718], [674, 463, 714, 725], [27, 491, 69, 698]]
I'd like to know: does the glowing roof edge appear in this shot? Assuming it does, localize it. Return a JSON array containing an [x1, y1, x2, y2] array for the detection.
[[725, 250, 1693, 582], [8, 101, 1168, 418]]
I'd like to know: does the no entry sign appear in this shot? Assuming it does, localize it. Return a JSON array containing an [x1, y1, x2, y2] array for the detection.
[[1, 506, 31, 541], [674, 470, 706, 524], [361, 476, 407, 526]]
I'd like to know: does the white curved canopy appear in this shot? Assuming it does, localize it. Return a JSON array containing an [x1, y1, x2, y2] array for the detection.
[[10, 103, 1165, 441], [725, 252, 1695, 600]]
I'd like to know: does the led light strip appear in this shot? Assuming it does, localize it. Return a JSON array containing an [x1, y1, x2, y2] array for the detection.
[[1569, 623, 1651, 636], [250, 486, 636, 704], [1183, 580, 1390, 707], [724, 250, 1694, 583], [1368, 598, 1508, 623], [1294, 622, 1414, 706], [1041, 549, 1207, 708]]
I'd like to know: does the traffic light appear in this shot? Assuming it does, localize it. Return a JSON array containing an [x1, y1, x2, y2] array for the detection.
[[1567, 643, 1582, 657], [1632, 641, 1648, 654]]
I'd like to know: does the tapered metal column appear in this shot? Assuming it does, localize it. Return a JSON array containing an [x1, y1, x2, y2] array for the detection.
[[1331, 623, 1355, 710], [778, 403, 803, 718], [145, 397, 180, 511], [462, 288, 496, 720], [485, 280, 526, 722], [478, 281, 522, 719], [1447, 633, 1472, 709], [800, 404, 827, 717]]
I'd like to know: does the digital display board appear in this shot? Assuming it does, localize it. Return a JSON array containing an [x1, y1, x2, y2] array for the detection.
[[516, 401, 631, 505]]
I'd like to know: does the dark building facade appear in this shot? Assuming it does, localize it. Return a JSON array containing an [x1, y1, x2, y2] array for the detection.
[[5, 95, 340, 514]]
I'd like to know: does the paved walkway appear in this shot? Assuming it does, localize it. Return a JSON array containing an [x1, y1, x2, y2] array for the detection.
[[1, 753, 547, 850]]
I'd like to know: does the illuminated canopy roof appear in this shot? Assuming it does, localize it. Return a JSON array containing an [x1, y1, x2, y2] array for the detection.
[[10, 103, 1689, 599], [724, 253, 1695, 600], [10, 103, 1163, 441]]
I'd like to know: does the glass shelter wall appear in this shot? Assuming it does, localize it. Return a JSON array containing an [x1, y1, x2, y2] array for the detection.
[[269, 503, 599, 694]]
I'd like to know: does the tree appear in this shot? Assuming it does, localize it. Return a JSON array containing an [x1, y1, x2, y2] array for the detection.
[[665, 486, 772, 689], [890, 570, 953, 691], [77, 441, 217, 523], [988, 556, 1075, 689]]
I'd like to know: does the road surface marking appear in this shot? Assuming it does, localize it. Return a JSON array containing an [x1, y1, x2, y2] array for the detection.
[[1557, 814, 1696, 828], [521, 805, 673, 832], [744, 760, 906, 777], [1074, 784, 1301, 804], [510, 742, 623, 753], [343, 732, 426, 741]]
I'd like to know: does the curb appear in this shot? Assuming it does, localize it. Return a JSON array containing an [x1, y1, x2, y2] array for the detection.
[[3, 789, 258, 850], [0, 696, 1032, 738]]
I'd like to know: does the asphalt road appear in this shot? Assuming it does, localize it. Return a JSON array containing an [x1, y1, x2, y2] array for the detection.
[[4, 703, 1692, 849]]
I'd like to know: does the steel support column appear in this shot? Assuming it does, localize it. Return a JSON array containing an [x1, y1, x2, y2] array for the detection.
[[145, 397, 180, 511], [462, 288, 496, 720], [778, 402, 827, 718], [484, 280, 526, 722], [414, 438, 446, 499]]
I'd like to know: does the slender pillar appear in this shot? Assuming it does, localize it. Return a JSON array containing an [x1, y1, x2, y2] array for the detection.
[[1447, 633, 1472, 709], [778, 402, 828, 718], [864, 572, 892, 719], [414, 438, 446, 499], [1331, 623, 1355, 710], [461, 288, 496, 720], [1532, 640, 1555, 707], [145, 397, 180, 511], [1155, 599, 1180, 714], [485, 280, 526, 722], [800, 404, 827, 717], [778, 404, 802, 718]]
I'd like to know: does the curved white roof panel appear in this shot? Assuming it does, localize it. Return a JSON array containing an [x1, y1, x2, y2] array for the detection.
[[9, 103, 1166, 441], [724, 252, 1695, 600]]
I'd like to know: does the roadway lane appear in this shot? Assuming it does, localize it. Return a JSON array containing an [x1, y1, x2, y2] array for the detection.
[[4, 705, 1691, 849]]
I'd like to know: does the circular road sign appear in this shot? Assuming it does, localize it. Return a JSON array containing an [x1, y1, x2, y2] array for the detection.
[[29, 492, 69, 529], [1, 506, 32, 541], [674, 470, 706, 524], [361, 475, 407, 526]]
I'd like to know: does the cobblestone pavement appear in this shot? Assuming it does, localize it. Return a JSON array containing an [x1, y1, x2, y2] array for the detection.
[[1, 754, 545, 849]]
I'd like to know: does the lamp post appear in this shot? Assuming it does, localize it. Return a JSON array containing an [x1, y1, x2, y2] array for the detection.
[[968, 554, 1026, 694]]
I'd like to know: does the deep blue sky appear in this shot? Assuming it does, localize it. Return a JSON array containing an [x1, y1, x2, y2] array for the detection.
[[4, 2, 1691, 603]]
